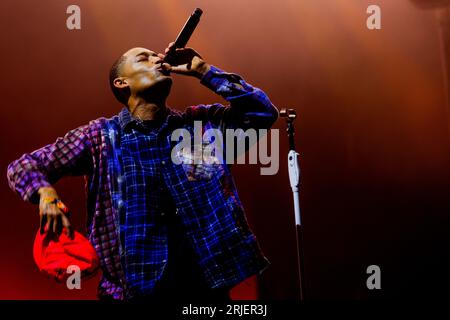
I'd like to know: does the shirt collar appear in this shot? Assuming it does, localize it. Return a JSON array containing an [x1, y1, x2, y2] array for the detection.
[[118, 107, 184, 132]]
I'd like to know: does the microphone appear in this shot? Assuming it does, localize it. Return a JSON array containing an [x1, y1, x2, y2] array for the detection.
[[164, 8, 203, 64]]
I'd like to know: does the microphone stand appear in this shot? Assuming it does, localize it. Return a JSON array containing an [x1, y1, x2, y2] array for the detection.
[[280, 108, 305, 301]]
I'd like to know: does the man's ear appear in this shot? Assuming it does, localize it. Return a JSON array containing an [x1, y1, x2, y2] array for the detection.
[[113, 77, 129, 89]]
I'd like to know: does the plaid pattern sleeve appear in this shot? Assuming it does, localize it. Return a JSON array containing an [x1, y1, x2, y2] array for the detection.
[[7, 119, 127, 299], [185, 65, 279, 160], [6, 125, 93, 203], [196, 65, 279, 131]]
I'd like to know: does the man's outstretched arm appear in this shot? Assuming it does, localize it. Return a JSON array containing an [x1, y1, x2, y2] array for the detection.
[[6, 124, 93, 238]]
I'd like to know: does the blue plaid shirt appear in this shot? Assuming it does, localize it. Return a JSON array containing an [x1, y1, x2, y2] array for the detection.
[[107, 65, 278, 297]]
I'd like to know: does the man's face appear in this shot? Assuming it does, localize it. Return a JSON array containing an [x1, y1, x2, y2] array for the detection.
[[116, 47, 172, 98]]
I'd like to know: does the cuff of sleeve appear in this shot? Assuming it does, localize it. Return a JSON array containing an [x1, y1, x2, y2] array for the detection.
[[24, 179, 51, 204], [200, 65, 222, 88]]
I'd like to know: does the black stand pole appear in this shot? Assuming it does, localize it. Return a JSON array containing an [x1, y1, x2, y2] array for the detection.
[[280, 108, 306, 301]]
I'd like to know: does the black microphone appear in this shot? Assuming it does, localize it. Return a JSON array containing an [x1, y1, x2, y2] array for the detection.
[[164, 8, 203, 64]]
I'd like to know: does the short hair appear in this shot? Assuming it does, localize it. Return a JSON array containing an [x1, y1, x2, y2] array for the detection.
[[109, 55, 129, 105]]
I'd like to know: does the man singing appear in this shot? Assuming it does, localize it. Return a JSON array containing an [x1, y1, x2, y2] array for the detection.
[[7, 42, 278, 300]]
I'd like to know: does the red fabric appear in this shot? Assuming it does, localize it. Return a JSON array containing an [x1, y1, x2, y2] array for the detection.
[[33, 230, 99, 281]]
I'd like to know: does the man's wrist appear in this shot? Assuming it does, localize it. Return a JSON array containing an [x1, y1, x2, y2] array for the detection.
[[194, 61, 211, 79], [38, 187, 58, 200]]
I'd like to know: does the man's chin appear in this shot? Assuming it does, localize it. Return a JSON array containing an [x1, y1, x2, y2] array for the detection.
[[142, 77, 172, 98], [158, 75, 173, 88], [156, 73, 172, 82], [161, 74, 172, 81]]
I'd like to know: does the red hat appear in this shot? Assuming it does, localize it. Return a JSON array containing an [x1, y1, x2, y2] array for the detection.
[[33, 229, 100, 281]]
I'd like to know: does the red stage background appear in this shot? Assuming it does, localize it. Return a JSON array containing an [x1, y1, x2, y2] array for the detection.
[[1, 0, 449, 299]]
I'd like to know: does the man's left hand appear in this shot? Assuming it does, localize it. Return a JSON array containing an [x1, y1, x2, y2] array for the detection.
[[158, 42, 211, 79]]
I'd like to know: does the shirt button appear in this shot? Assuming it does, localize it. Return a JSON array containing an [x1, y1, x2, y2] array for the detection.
[[161, 160, 166, 165], [117, 175, 124, 184], [161, 212, 166, 217], [162, 259, 167, 263], [118, 200, 124, 208]]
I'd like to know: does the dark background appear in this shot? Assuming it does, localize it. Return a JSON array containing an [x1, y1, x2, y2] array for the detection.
[[0, 0, 449, 300]]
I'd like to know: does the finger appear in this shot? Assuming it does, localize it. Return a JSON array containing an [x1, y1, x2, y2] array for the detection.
[[160, 62, 172, 71], [176, 47, 202, 58], [157, 53, 165, 60], [61, 215, 74, 240], [167, 65, 186, 74], [57, 201, 69, 215], [165, 42, 177, 54], [55, 214, 63, 236], [46, 217, 53, 238], [53, 215, 58, 235], [40, 214, 47, 234], [170, 64, 193, 74], [173, 48, 191, 54]]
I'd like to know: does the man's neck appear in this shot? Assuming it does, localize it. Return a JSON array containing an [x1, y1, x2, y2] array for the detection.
[[127, 97, 167, 121]]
